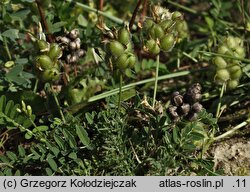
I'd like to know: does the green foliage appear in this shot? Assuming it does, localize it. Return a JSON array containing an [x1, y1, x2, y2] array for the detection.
[[0, 0, 249, 176]]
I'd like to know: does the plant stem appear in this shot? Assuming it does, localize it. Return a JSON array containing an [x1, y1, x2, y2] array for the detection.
[[33, 79, 39, 93], [167, 0, 198, 14], [3, 37, 12, 60], [216, 82, 226, 120], [129, 0, 142, 31], [51, 85, 66, 123], [35, 0, 53, 43], [118, 73, 123, 111], [66, 0, 137, 30], [152, 55, 160, 108], [214, 118, 250, 141]]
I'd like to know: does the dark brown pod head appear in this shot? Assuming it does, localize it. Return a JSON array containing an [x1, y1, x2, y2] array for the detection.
[[168, 105, 179, 118], [184, 92, 202, 104], [178, 103, 190, 115], [192, 102, 203, 113], [186, 112, 198, 121], [171, 94, 183, 106], [69, 29, 79, 40]]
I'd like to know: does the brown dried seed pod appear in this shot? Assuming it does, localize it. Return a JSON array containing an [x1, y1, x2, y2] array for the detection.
[[76, 49, 85, 57], [69, 29, 79, 40], [172, 94, 183, 106], [70, 54, 79, 63], [178, 103, 190, 115], [60, 36, 70, 44], [69, 41, 77, 50], [192, 102, 203, 113], [74, 38, 81, 49], [187, 112, 198, 121], [168, 106, 179, 118], [66, 54, 71, 64], [184, 92, 202, 103]]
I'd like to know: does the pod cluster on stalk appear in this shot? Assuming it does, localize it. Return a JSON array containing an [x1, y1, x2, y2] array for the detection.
[[56, 29, 85, 65], [143, 6, 189, 55], [106, 27, 136, 72], [35, 39, 62, 82], [168, 83, 203, 121], [213, 36, 245, 89]]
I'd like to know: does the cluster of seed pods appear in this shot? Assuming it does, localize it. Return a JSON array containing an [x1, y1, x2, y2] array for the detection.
[[56, 29, 85, 65], [168, 83, 203, 121]]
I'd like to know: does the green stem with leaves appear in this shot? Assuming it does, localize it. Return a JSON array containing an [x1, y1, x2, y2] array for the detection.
[[3, 37, 12, 60], [153, 55, 160, 108], [50, 84, 66, 123]]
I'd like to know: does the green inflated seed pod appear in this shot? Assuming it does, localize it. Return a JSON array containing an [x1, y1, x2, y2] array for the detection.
[[159, 20, 173, 31], [146, 39, 160, 55], [48, 43, 62, 61], [226, 36, 237, 49], [160, 34, 175, 52], [227, 64, 241, 73], [216, 69, 230, 81], [37, 40, 50, 52], [149, 24, 164, 39], [213, 56, 227, 68], [108, 41, 125, 57], [172, 11, 183, 20], [118, 28, 130, 45], [115, 53, 129, 70], [234, 46, 245, 58], [230, 68, 242, 80], [227, 80, 239, 89], [41, 68, 60, 82], [217, 45, 230, 54], [35, 55, 53, 70], [143, 19, 154, 31], [127, 54, 136, 68]]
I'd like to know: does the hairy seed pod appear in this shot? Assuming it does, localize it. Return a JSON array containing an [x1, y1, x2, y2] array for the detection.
[[192, 102, 203, 113], [160, 34, 175, 52], [70, 54, 79, 63], [235, 46, 245, 58], [149, 24, 164, 39], [37, 40, 50, 52], [213, 56, 227, 68], [171, 94, 183, 106], [168, 106, 179, 118], [48, 43, 62, 61], [143, 19, 154, 31], [66, 54, 71, 64], [118, 28, 130, 45], [41, 68, 60, 82], [127, 54, 136, 68], [187, 112, 198, 121], [69, 29, 79, 40], [115, 53, 129, 70], [35, 55, 53, 70], [178, 103, 190, 115], [69, 41, 77, 50], [227, 80, 239, 89], [108, 41, 125, 57], [76, 49, 85, 57], [216, 69, 230, 81], [145, 39, 160, 55], [60, 36, 70, 44], [226, 36, 237, 49], [75, 38, 81, 49], [217, 45, 230, 55], [159, 20, 173, 31], [172, 11, 183, 20]]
